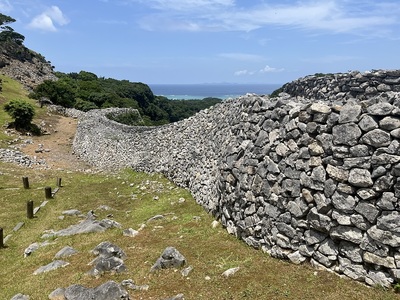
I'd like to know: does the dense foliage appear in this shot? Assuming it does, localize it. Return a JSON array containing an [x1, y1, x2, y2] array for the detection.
[[0, 14, 25, 45], [4, 99, 35, 129], [30, 71, 222, 125]]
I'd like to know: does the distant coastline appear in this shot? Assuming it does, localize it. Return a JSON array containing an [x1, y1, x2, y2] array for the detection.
[[149, 83, 282, 100]]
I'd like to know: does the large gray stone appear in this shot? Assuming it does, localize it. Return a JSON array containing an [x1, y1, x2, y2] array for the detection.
[[318, 239, 338, 256], [307, 208, 332, 233], [376, 211, 400, 233], [348, 168, 373, 187], [287, 250, 307, 264], [358, 115, 378, 131], [354, 202, 379, 223], [339, 102, 361, 123], [338, 257, 367, 281], [379, 116, 400, 130], [339, 240, 363, 263], [366, 102, 394, 115], [43, 214, 121, 238], [88, 242, 127, 277], [332, 123, 362, 146], [360, 129, 391, 147], [33, 260, 70, 275], [330, 225, 363, 244], [363, 252, 396, 269], [150, 247, 186, 272], [367, 225, 400, 247], [326, 164, 348, 182], [365, 271, 394, 288], [64, 281, 129, 300], [331, 191, 356, 213]]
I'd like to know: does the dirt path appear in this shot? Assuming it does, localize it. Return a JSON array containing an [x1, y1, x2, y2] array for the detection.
[[21, 113, 92, 171]]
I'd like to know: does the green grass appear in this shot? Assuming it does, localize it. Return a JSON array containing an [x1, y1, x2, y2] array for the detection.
[[0, 74, 399, 299], [0, 74, 47, 144]]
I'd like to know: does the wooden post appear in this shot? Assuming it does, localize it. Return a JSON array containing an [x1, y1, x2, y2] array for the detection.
[[44, 186, 52, 199], [27, 200, 34, 219], [0, 227, 3, 248], [56, 177, 62, 187], [22, 177, 30, 189]]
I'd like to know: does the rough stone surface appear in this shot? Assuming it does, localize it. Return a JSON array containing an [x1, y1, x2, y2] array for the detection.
[[41, 212, 121, 239], [62, 281, 129, 300], [33, 260, 70, 275], [150, 247, 186, 272], [54, 246, 78, 259], [88, 242, 127, 277]]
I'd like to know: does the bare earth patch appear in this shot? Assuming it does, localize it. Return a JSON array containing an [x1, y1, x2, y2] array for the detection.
[[21, 113, 92, 171]]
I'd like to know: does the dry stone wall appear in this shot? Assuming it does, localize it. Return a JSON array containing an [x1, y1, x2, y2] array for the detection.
[[282, 69, 400, 101], [73, 70, 400, 287]]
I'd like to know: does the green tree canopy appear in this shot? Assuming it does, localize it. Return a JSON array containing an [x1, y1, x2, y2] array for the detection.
[[0, 13, 25, 45]]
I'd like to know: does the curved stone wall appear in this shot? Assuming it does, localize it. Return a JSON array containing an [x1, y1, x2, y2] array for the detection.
[[73, 71, 400, 287]]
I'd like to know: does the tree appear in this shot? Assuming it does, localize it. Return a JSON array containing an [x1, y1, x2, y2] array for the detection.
[[4, 99, 35, 129], [0, 13, 25, 45], [32, 79, 76, 107]]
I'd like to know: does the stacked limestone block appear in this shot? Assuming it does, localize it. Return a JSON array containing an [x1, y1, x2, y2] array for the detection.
[[282, 69, 400, 101], [217, 95, 400, 288]]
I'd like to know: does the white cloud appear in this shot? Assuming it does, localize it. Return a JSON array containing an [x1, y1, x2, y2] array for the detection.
[[260, 65, 284, 73], [28, 6, 69, 32], [234, 69, 254, 76], [0, 0, 12, 13], [131, 0, 399, 37], [235, 64, 284, 76], [136, 0, 234, 11], [219, 53, 265, 62]]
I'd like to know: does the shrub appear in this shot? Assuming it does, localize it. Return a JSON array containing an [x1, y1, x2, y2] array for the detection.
[[4, 99, 35, 129]]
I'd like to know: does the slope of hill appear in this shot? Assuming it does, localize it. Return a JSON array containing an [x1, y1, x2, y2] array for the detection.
[[0, 43, 57, 91]]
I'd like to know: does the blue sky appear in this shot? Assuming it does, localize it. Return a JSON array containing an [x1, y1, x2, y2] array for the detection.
[[1, 0, 399, 84]]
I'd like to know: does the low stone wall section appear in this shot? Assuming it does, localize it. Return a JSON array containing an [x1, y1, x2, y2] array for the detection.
[[73, 79, 400, 288], [282, 69, 400, 101]]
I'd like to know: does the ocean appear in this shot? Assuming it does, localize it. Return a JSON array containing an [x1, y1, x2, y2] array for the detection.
[[148, 83, 282, 100]]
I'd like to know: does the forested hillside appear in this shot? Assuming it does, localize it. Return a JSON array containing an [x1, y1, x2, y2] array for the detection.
[[0, 12, 221, 126], [29, 71, 222, 125]]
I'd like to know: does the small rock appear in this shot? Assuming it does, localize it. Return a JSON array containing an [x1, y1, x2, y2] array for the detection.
[[164, 294, 185, 300], [121, 279, 149, 291], [181, 266, 193, 277], [10, 294, 30, 300], [62, 209, 81, 216], [222, 267, 240, 277], [24, 242, 40, 257], [211, 220, 219, 228], [123, 228, 139, 238]]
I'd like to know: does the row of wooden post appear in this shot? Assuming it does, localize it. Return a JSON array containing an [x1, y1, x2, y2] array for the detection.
[[0, 177, 63, 249], [22, 176, 62, 190]]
